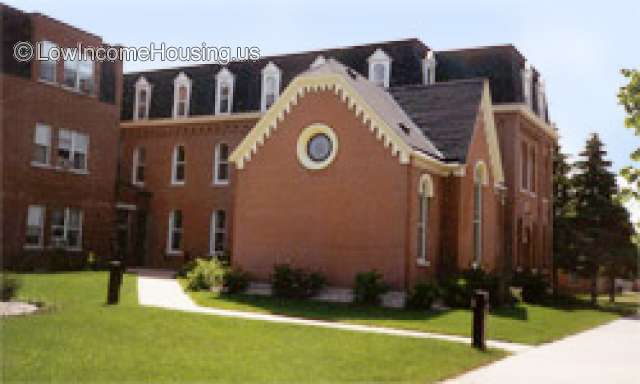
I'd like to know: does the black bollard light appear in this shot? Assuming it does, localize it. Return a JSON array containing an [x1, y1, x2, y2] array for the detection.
[[471, 290, 488, 350], [107, 260, 123, 305]]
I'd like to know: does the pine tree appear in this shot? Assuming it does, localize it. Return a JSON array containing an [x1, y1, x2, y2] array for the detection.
[[572, 133, 617, 305], [552, 142, 575, 297]]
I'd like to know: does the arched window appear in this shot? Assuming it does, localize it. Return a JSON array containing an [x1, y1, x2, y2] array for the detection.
[[214, 143, 229, 185], [167, 209, 183, 255], [172, 72, 191, 118], [367, 48, 391, 87], [261, 62, 281, 112], [473, 161, 488, 266], [215, 67, 234, 115], [422, 51, 436, 85], [171, 145, 185, 185], [210, 210, 226, 256], [417, 173, 434, 265]]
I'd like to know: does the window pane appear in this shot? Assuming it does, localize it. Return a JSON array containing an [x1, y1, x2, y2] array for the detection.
[[68, 209, 81, 229], [39, 41, 57, 82], [176, 164, 185, 181], [63, 58, 78, 88], [171, 232, 182, 250], [218, 163, 228, 181], [214, 233, 224, 252], [78, 59, 94, 94], [219, 144, 229, 160], [34, 124, 51, 145], [33, 145, 48, 164], [373, 63, 386, 85], [176, 146, 185, 162], [216, 211, 226, 229], [67, 229, 80, 248], [173, 210, 182, 228]]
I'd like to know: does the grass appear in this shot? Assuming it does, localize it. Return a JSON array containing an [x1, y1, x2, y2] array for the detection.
[[2, 272, 505, 383], [184, 282, 628, 345]]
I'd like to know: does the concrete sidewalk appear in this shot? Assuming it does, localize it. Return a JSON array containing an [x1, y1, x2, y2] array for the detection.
[[445, 315, 640, 383], [135, 271, 531, 353]]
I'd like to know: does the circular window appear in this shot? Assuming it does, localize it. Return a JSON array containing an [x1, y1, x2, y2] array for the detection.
[[307, 133, 332, 162], [296, 124, 338, 170]]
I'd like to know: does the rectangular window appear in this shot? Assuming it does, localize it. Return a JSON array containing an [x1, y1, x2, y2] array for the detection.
[[176, 86, 188, 117], [220, 84, 230, 114], [25, 205, 45, 248], [167, 210, 183, 254], [33, 123, 51, 165], [57, 130, 88, 171], [39, 41, 57, 82], [417, 194, 429, 264], [50, 207, 82, 249], [172, 145, 185, 184], [63, 55, 94, 94], [530, 146, 536, 194], [133, 147, 146, 185], [211, 210, 226, 255], [214, 143, 229, 185], [521, 142, 529, 191]]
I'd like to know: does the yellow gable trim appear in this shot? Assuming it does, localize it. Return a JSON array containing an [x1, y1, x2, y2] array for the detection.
[[480, 81, 505, 185], [229, 74, 434, 170], [492, 103, 559, 140]]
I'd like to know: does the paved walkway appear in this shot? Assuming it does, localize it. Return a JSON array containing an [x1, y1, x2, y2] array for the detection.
[[135, 270, 530, 353], [445, 315, 640, 384]]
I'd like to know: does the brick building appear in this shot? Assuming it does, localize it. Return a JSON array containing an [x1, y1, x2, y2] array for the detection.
[[117, 39, 556, 288], [1, 5, 122, 269]]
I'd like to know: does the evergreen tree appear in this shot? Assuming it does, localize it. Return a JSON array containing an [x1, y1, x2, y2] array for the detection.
[[552, 142, 575, 297], [572, 133, 617, 305]]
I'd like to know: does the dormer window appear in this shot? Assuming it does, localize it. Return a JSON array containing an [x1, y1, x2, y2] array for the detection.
[[522, 62, 533, 109], [134, 77, 151, 120], [367, 48, 391, 87], [261, 62, 281, 112], [310, 55, 326, 69], [423, 51, 436, 85], [537, 77, 547, 120], [215, 67, 234, 115], [173, 72, 191, 119]]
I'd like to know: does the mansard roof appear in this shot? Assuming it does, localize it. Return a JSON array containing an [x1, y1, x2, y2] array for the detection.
[[121, 38, 429, 120]]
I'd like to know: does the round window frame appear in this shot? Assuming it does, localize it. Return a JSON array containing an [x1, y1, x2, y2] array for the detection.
[[296, 123, 338, 170]]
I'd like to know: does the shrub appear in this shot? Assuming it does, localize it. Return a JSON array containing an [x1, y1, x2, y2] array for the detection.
[[176, 259, 198, 278], [406, 281, 441, 310], [224, 268, 250, 293], [439, 269, 505, 308], [186, 258, 226, 292], [512, 270, 549, 304], [271, 264, 326, 299], [353, 270, 389, 305], [1, 273, 20, 301]]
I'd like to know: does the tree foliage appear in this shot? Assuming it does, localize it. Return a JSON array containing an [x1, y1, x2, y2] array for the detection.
[[618, 69, 640, 199]]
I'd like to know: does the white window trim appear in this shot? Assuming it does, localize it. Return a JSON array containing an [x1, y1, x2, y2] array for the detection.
[[367, 48, 391, 88], [522, 61, 533, 109], [260, 61, 281, 112], [132, 146, 145, 186], [167, 210, 183, 255], [422, 51, 436, 85], [310, 55, 326, 69], [214, 143, 230, 185], [32, 123, 52, 166], [171, 144, 186, 185], [473, 161, 488, 267], [24, 204, 45, 249], [172, 72, 191, 119], [215, 67, 235, 115], [209, 210, 226, 256], [417, 174, 434, 266], [134, 76, 151, 121]]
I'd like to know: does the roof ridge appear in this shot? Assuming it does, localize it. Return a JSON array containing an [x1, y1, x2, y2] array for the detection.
[[389, 78, 487, 90]]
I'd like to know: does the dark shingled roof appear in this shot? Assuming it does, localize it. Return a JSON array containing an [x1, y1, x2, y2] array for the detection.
[[389, 79, 485, 162], [121, 38, 429, 120]]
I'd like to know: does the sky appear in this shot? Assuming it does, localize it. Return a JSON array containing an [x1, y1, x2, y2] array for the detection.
[[8, 0, 640, 218]]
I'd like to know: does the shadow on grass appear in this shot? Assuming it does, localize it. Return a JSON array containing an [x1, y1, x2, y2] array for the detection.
[[210, 293, 455, 324]]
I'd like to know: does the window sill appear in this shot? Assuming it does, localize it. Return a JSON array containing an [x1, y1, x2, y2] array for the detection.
[[133, 182, 145, 188], [60, 84, 96, 98], [23, 244, 44, 251], [68, 168, 89, 175], [166, 250, 184, 257], [416, 259, 430, 267], [170, 181, 185, 187], [30, 161, 53, 169], [48, 246, 83, 252], [213, 180, 229, 186]]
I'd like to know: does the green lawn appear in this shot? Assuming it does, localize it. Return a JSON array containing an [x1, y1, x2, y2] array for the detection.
[[2, 273, 505, 383], [184, 283, 625, 345]]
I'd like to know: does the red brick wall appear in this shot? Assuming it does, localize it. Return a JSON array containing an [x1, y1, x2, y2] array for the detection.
[[495, 111, 554, 274], [232, 90, 411, 289], [118, 120, 255, 268], [2, 15, 122, 268]]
